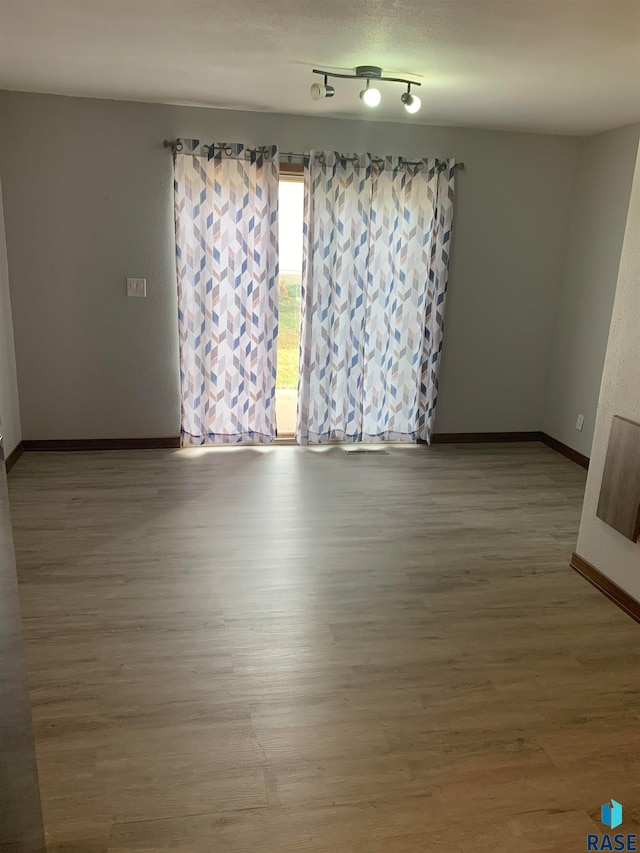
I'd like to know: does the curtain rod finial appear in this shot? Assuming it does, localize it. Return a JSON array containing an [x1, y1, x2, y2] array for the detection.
[[164, 139, 183, 154]]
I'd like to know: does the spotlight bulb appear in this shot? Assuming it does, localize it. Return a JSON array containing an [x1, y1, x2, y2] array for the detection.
[[310, 82, 335, 101], [401, 92, 421, 114], [360, 85, 381, 107]]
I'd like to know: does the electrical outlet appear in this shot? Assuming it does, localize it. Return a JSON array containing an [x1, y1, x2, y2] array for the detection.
[[127, 278, 146, 298], [576, 414, 584, 431]]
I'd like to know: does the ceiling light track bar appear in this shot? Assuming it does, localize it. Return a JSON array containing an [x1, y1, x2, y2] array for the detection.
[[312, 67, 421, 87], [310, 65, 423, 113]]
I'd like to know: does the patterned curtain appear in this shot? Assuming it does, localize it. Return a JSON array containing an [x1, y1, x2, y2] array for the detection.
[[297, 152, 455, 445], [173, 140, 279, 444]]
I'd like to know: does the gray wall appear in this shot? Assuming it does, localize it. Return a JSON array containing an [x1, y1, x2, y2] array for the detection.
[[577, 144, 640, 600], [0, 179, 21, 455], [0, 444, 46, 851], [543, 124, 640, 456], [0, 91, 580, 440]]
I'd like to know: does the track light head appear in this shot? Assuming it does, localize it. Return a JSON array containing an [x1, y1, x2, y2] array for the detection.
[[401, 87, 421, 114], [359, 79, 381, 108], [310, 81, 335, 100]]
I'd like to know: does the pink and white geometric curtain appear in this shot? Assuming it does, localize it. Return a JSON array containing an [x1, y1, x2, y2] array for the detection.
[[173, 140, 279, 444]]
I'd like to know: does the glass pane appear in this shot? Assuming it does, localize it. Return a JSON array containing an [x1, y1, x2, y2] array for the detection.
[[277, 271, 301, 390], [276, 180, 303, 408]]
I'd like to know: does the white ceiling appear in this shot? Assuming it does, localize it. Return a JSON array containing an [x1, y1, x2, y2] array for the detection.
[[0, 0, 639, 135]]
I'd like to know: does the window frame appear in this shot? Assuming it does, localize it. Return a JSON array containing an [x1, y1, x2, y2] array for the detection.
[[279, 161, 304, 179]]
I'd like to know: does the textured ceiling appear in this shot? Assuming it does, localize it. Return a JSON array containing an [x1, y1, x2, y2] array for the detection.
[[0, 0, 639, 135]]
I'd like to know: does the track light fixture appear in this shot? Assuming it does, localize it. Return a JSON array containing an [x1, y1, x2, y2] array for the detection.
[[310, 66, 422, 114], [401, 84, 421, 114]]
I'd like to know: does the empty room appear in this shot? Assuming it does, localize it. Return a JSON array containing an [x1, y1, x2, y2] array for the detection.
[[0, 1, 639, 850]]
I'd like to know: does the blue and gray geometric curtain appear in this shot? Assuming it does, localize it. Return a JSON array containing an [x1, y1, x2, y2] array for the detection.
[[173, 140, 279, 444], [296, 151, 455, 445]]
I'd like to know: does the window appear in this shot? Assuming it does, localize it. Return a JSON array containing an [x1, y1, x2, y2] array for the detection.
[[276, 168, 304, 435]]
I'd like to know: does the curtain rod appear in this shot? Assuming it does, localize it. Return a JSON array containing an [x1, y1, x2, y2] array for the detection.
[[163, 141, 465, 171], [163, 140, 273, 157], [281, 151, 465, 171]]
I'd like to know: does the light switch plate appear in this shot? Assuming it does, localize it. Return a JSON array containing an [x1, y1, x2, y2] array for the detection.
[[576, 414, 585, 431], [127, 278, 146, 298]]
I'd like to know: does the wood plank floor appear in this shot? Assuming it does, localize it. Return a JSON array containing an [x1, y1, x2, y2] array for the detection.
[[8, 443, 640, 851]]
